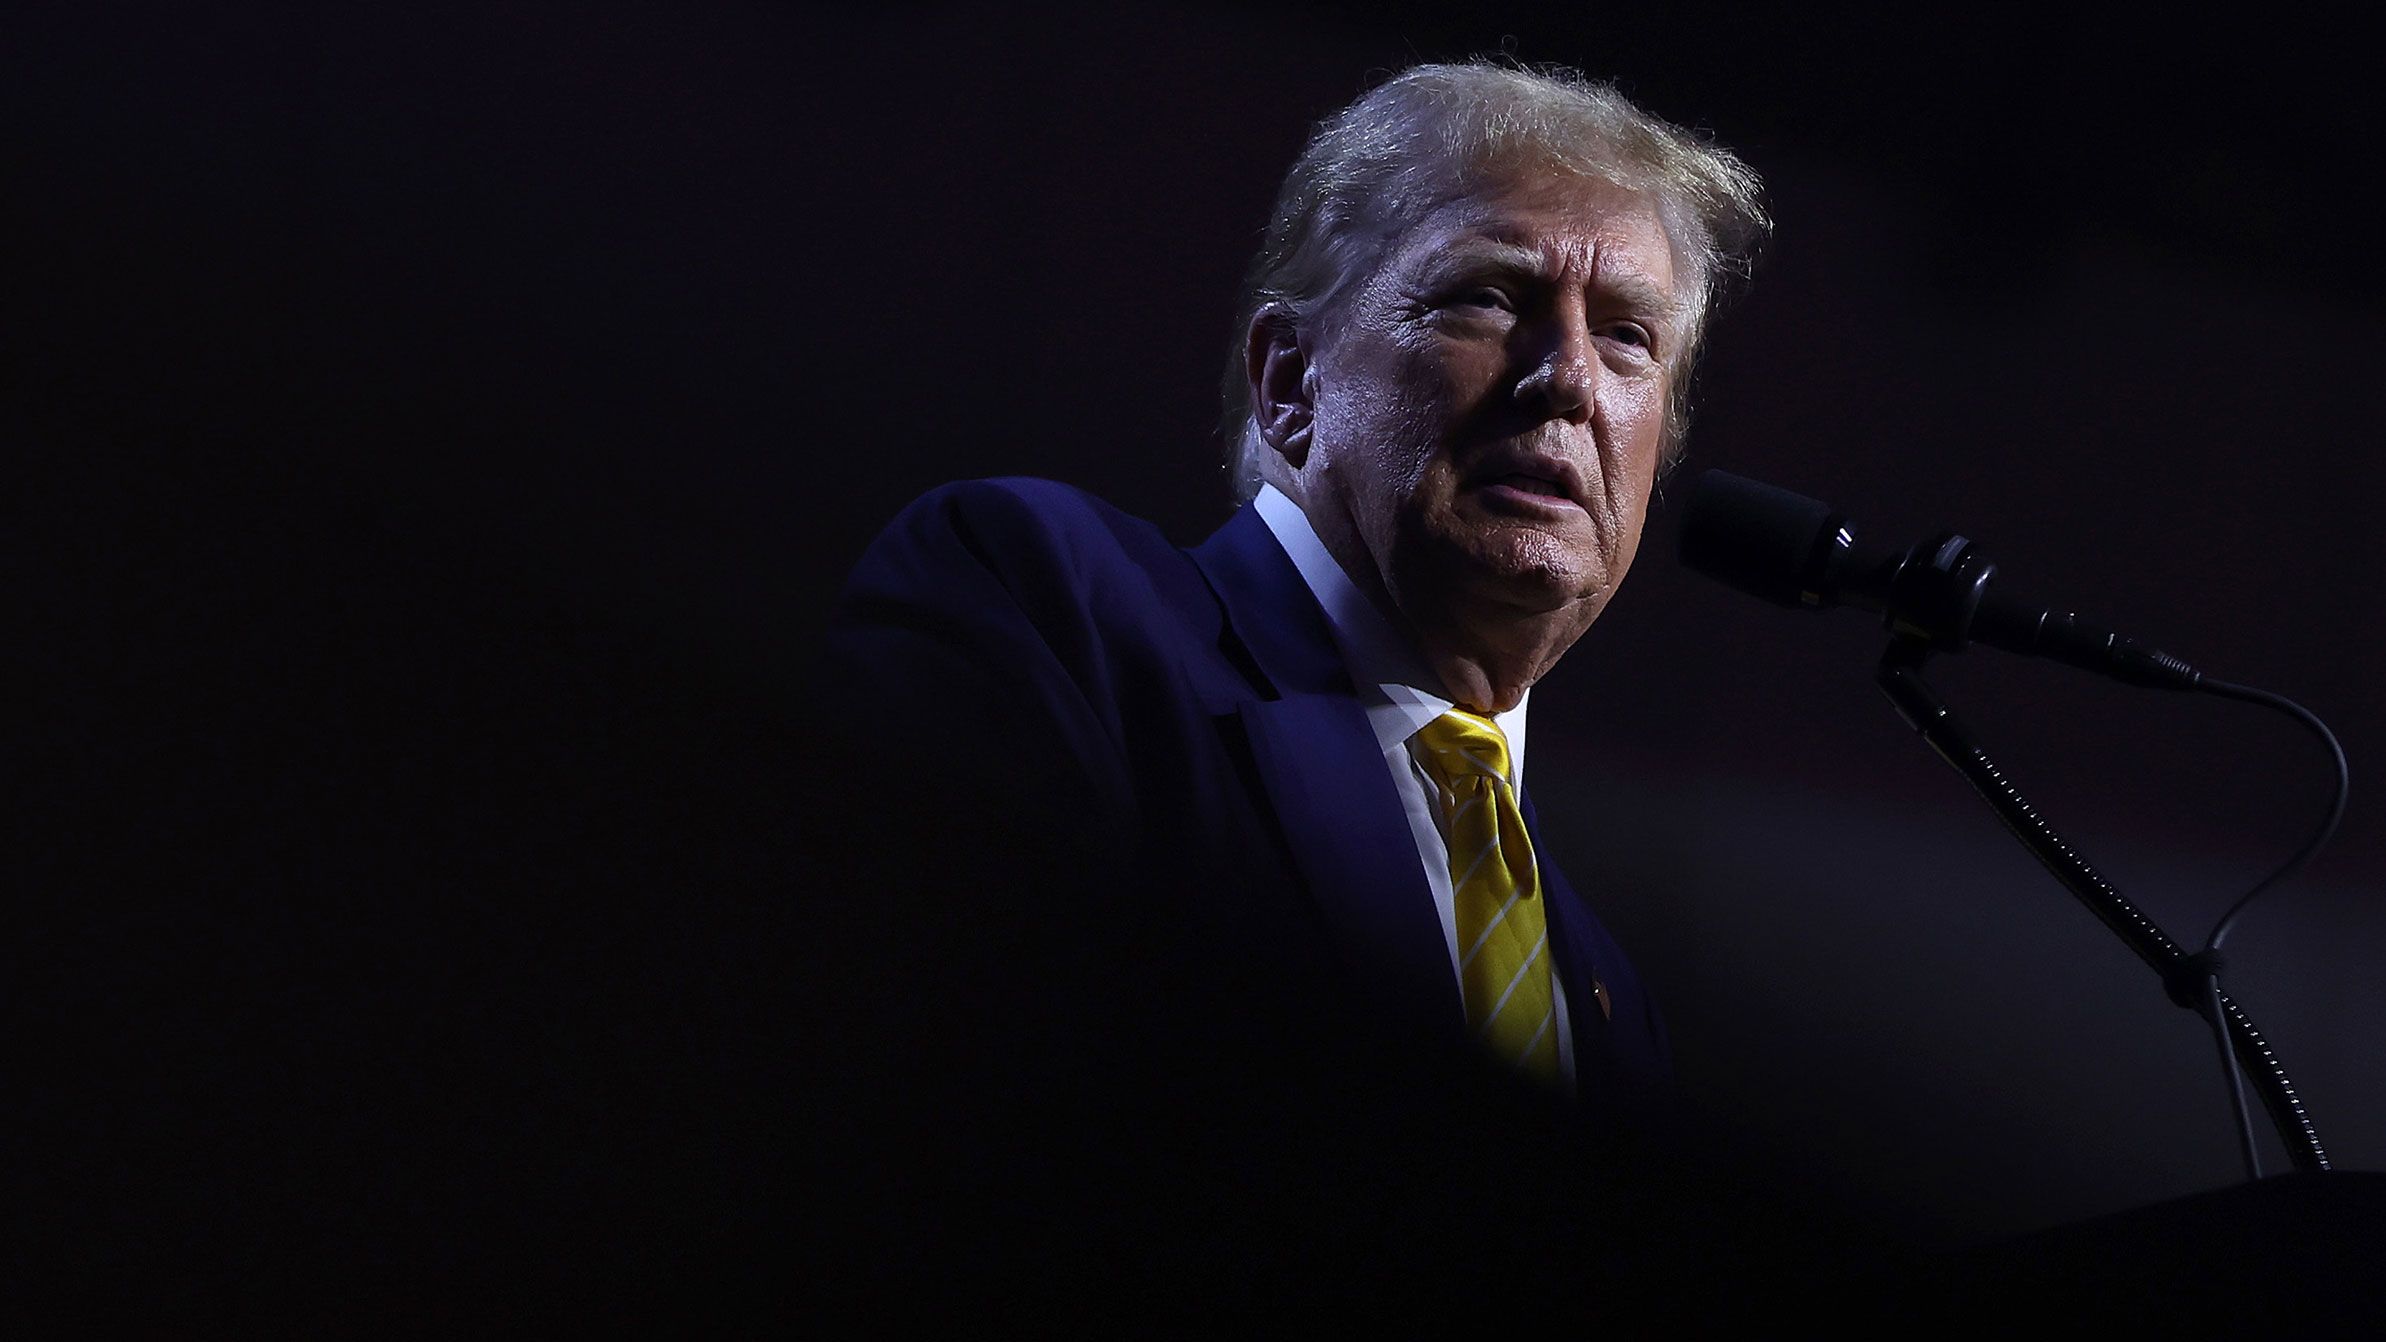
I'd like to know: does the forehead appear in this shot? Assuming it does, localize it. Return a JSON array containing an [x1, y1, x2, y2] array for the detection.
[[1386, 171, 1681, 296]]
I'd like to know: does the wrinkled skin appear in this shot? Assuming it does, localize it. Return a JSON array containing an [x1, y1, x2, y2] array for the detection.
[[1252, 170, 1684, 712]]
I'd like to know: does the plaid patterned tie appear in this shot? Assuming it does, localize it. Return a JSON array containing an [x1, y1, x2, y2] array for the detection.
[[1416, 710, 1561, 1085]]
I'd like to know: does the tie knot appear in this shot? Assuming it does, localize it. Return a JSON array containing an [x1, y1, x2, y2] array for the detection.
[[1415, 709, 1513, 788]]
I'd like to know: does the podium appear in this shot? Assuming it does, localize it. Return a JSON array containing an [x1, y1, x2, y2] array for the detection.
[[1880, 1172, 2386, 1332]]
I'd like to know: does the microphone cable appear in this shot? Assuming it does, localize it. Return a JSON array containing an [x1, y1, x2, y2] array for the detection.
[[2190, 679, 2351, 1181]]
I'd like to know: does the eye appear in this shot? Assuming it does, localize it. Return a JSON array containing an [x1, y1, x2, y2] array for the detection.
[[1453, 286, 1514, 312], [1598, 322, 1655, 353]]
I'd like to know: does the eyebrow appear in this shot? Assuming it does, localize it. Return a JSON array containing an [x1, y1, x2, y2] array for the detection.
[[1426, 239, 1688, 324]]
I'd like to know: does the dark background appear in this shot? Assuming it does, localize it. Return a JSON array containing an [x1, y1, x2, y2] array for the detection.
[[16, 0, 2383, 1319]]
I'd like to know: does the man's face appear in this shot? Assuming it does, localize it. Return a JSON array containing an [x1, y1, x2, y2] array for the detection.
[[1298, 170, 1683, 644]]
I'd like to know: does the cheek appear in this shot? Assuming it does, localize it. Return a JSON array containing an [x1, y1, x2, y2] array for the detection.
[[1603, 381, 1670, 482], [1355, 367, 1461, 490], [1391, 352, 1500, 467], [1354, 435, 1443, 540], [1610, 375, 1667, 439], [1418, 341, 1512, 414]]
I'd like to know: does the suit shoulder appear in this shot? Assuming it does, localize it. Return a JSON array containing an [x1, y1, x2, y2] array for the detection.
[[894, 477, 1167, 553], [868, 477, 1192, 591]]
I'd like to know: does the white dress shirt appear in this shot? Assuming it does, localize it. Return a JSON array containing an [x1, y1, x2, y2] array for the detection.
[[1254, 484, 1576, 1088]]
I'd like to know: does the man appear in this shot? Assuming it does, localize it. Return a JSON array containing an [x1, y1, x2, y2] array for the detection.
[[816, 61, 1768, 1325]]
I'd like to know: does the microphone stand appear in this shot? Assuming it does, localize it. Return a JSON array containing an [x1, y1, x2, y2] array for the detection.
[[1873, 635, 2329, 1174]]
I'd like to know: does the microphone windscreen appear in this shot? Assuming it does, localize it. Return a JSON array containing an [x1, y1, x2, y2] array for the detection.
[[1678, 470, 1840, 607]]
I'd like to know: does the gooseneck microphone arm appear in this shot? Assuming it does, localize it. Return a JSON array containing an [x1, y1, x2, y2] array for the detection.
[[1874, 638, 2328, 1176], [1681, 469, 2339, 1179]]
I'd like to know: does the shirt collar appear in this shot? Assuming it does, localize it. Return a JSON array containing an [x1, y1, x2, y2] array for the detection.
[[1253, 483, 1530, 781]]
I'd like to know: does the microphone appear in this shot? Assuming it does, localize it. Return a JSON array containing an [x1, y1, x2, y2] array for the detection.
[[1678, 469, 2201, 689]]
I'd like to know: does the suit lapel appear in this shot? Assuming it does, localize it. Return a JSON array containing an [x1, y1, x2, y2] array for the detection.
[[1190, 504, 1659, 1090], [1186, 505, 1345, 695], [1235, 694, 1461, 1019], [1191, 507, 1459, 1022]]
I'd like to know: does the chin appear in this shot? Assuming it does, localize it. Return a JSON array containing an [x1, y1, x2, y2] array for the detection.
[[1489, 526, 1610, 591], [1398, 515, 1611, 615], [1462, 549, 1609, 617]]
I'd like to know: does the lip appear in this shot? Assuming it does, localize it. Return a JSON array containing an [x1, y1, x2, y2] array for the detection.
[[1466, 451, 1588, 516], [1477, 481, 1585, 518]]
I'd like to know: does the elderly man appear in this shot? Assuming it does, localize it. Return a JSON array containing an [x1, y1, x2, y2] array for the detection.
[[819, 61, 1768, 1325]]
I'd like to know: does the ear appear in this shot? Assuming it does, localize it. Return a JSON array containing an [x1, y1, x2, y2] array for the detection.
[[1243, 305, 1315, 470]]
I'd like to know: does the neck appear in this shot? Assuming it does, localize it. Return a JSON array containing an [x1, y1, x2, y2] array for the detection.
[[1407, 600, 1592, 713]]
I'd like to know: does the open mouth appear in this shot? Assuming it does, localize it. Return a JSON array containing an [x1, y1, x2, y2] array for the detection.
[[1491, 473, 1569, 500]]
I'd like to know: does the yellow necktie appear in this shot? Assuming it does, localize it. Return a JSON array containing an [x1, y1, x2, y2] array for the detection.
[[1415, 710, 1562, 1086]]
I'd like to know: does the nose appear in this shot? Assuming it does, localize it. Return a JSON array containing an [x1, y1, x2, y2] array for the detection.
[[1511, 313, 1597, 426]]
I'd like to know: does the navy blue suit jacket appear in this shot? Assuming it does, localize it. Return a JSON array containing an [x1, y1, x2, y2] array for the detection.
[[813, 477, 1913, 1330], [827, 476, 1668, 1125]]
